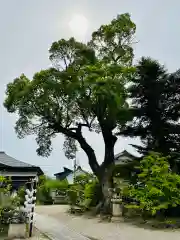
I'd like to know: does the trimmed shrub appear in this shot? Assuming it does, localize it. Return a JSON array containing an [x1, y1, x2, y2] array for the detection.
[[124, 153, 180, 218]]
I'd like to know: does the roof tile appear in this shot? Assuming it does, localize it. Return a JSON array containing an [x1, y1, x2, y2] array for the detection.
[[0, 152, 35, 168]]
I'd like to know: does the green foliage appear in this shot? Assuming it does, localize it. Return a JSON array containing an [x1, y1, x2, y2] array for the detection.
[[38, 175, 46, 185], [74, 173, 95, 186], [17, 186, 25, 206], [121, 57, 180, 161], [67, 188, 79, 206], [113, 160, 139, 182], [45, 178, 68, 191], [84, 180, 102, 207], [37, 185, 53, 205], [90, 13, 135, 65], [67, 174, 101, 210], [125, 153, 180, 216], [4, 14, 135, 183], [0, 177, 19, 224], [16, 175, 69, 206], [37, 175, 68, 205], [67, 175, 90, 206], [63, 136, 77, 160]]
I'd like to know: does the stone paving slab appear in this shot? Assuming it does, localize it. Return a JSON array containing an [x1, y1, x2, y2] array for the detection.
[[34, 213, 89, 240]]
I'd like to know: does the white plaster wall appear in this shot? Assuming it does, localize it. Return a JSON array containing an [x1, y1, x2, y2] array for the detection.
[[66, 173, 74, 184]]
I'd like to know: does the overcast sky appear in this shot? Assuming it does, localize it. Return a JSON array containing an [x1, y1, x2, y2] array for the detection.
[[0, 0, 180, 176]]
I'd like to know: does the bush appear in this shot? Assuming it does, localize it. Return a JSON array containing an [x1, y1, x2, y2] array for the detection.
[[67, 182, 84, 206], [84, 180, 102, 207], [124, 153, 180, 218], [74, 174, 95, 186], [0, 176, 20, 224], [67, 174, 101, 211], [36, 175, 52, 204], [67, 188, 78, 206], [45, 178, 68, 194], [37, 175, 69, 205], [37, 184, 53, 205], [17, 186, 25, 206]]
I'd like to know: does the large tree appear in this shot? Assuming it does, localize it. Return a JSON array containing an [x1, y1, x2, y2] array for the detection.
[[120, 57, 180, 170], [4, 13, 136, 211]]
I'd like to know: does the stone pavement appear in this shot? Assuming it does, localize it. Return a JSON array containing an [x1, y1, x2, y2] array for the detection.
[[34, 213, 89, 240], [36, 205, 180, 240]]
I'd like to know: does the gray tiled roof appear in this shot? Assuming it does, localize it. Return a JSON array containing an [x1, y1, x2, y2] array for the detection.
[[54, 166, 89, 179], [115, 150, 141, 160], [0, 151, 35, 168], [114, 150, 141, 165], [115, 150, 133, 160]]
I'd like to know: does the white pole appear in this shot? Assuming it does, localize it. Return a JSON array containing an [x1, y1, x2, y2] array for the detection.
[[73, 153, 76, 184]]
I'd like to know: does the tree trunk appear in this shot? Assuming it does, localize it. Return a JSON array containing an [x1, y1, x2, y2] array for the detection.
[[75, 126, 116, 215], [96, 136, 117, 215], [98, 164, 114, 215]]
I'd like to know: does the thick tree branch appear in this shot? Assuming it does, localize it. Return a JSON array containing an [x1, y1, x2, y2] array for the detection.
[[51, 122, 100, 176], [78, 134, 100, 176], [97, 115, 117, 168], [68, 123, 89, 132]]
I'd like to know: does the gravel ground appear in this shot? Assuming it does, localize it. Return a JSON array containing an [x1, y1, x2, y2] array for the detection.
[[36, 205, 180, 240]]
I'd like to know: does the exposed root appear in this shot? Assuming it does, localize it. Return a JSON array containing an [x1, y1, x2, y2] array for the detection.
[[94, 199, 112, 217]]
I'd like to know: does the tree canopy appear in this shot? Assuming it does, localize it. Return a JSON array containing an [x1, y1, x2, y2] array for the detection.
[[120, 57, 180, 164], [4, 13, 136, 179]]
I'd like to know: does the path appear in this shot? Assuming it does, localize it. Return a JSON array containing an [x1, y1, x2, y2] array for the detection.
[[34, 213, 89, 240], [36, 205, 180, 240]]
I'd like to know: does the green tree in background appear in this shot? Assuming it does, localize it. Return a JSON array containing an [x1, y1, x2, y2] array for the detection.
[[120, 57, 180, 170], [4, 13, 136, 213]]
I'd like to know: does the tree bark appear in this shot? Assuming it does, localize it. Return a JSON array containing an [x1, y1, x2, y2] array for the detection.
[[97, 132, 117, 215], [77, 131, 116, 215], [53, 121, 117, 214], [52, 122, 100, 176], [77, 135, 100, 177], [98, 164, 114, 215]]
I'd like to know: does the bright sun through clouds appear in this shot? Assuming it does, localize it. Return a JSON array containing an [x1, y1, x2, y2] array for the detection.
[[69, 14, 88, 40]]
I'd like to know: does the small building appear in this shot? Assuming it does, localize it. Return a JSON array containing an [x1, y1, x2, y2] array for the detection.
[[0, 151, 43, 190], [54, 166, 89, 184], [114, 150, 141, 165], [55, 150, 141, 184], [114, 150, 141, 180]]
